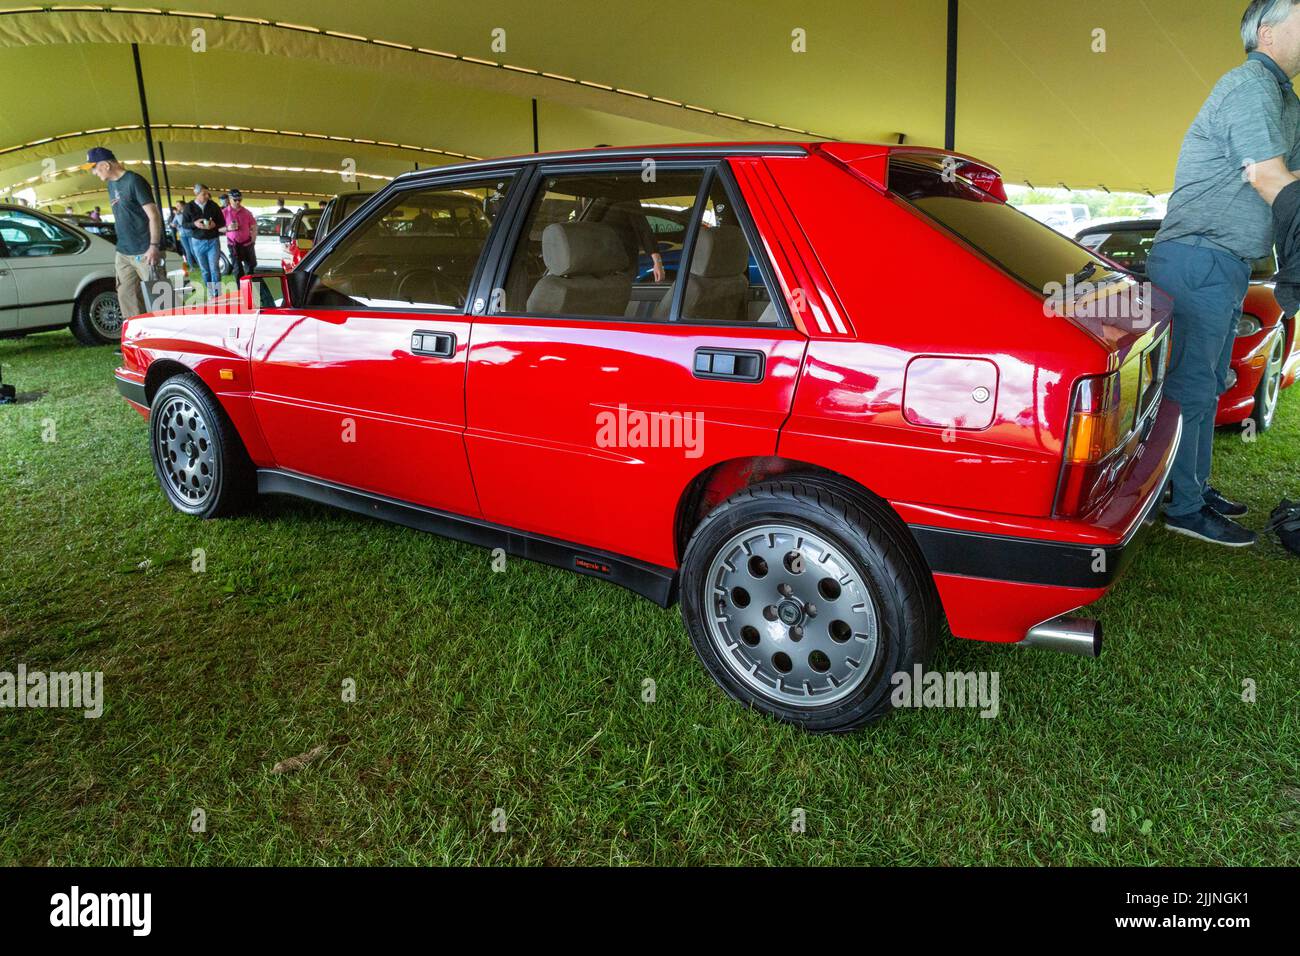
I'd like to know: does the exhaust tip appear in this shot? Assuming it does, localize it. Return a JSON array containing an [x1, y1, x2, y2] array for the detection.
[[1018, 615, 1102, 657]]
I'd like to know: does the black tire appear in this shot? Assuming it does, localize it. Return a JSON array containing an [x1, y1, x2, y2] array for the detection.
[[148, 373, 255, 518], [680, 477, 941, 732], [1248, 330, 1287, 432], [218, 251, 233, 277], [69, 280, 122, 346]]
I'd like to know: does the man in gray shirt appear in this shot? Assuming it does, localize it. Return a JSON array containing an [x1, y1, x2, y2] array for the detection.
[[1148, 0, 1300, 547]]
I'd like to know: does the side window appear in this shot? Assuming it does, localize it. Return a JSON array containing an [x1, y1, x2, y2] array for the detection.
[[308, 178, 511, 311], [498, 168, 706, 320], [680, 177, 776, 324], [0, 210, 86, 258]]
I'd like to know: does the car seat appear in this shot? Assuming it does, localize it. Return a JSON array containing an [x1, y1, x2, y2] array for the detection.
[[654, 225, 749, 321], [526, 222, 632, 316]]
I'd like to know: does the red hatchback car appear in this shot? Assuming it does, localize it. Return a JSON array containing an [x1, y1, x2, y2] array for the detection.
[[116, 143, 1179, 731]]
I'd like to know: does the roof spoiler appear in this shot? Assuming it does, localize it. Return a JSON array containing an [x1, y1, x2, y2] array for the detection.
[[813, 143, 1007, 202]]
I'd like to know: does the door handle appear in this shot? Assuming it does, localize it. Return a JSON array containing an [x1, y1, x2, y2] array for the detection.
[[411, 330, 456, 358], [693, 348, 765, 383]]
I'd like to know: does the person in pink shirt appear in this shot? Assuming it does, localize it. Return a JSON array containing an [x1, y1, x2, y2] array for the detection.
[[221, 189, 259, 279]]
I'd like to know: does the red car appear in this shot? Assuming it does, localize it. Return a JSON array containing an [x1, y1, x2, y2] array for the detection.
[[280, 192, 378, 272], [116, 143, 1179, 731], [1076, 219, 1298, 430]]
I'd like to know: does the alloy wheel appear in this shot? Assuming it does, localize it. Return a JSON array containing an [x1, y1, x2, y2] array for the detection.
[[154, 395, 217, 506], [1261, 334, 1285, 429], [704, 523, 880, 707], [88, 290, 122, 339]]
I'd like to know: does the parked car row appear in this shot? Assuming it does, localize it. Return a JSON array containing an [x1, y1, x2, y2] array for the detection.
[[115, 142, 1184, 731], [1076, 218, 1298, 431]]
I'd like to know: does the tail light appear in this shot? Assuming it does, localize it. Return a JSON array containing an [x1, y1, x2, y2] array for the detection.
[[1055, 334, 1169, 518]]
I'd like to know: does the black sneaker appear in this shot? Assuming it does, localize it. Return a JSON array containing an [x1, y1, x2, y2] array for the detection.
[[1204, 486, 1248, 517], [1164, 506, 1257, 547]]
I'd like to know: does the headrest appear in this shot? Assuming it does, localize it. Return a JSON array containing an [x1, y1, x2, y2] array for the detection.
[[541, 222, 628, 276], [690, 225, 750, 278]]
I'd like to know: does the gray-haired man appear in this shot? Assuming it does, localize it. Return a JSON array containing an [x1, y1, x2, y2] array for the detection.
[[1148, 0, 1300, 547]]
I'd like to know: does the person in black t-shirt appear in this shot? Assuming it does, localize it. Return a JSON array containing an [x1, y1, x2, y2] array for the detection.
[[83, 146, 165, 319]]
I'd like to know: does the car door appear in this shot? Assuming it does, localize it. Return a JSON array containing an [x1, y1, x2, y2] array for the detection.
[[0, 238, 18, 333], [0, 208, 91, 329], [464, 162, 806, 569], [248, 173, 516, 517]]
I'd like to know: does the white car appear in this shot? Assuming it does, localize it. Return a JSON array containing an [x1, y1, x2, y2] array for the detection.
[[0, 203, 121, 345], [254, 211, 296, 272]]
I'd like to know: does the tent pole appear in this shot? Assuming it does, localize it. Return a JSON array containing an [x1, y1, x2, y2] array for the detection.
[[131, 43, 164, 207], [532, 98, 539, 153], [945, 0, 958, 151], [159, 140, 174, 210]]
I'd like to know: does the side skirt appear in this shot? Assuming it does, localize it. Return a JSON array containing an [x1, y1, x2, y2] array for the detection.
[[256, 469, 679, 607]]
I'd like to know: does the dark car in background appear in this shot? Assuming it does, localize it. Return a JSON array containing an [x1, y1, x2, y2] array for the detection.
[[58, 213, 116, 245], [1077, 218, 1297, 430]]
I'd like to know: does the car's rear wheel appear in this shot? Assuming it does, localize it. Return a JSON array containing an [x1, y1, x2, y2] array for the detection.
[[149, 374, 255, 518], [680, 478, 940, 732], [1250, 332, 1286, 432], [69, 281, 122, 346]]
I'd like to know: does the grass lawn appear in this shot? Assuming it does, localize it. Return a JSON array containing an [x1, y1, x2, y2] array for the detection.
[[1, 329, 1297, 866]]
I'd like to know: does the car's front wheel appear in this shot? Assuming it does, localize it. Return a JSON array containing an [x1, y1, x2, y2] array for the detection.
[[69, 281, 122, 346], [680, 478, 940, 732], [1250, 331, 1287, 432], [149, 374, 255, 518]]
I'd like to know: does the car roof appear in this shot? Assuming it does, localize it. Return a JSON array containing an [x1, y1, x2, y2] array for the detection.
[[391, 142, 810, 185], [1075, 218, 1162, 237]]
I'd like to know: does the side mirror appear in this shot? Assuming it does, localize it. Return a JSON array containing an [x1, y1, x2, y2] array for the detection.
[[238, 272, 290, 310]]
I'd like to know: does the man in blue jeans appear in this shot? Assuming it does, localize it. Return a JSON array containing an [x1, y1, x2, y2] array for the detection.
[[182, 183, 225, 299], [1149, 0, 1300, 547]]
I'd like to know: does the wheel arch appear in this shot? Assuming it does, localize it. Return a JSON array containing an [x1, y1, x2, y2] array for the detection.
[[72, 270, 116, 304], [673, 456, 930, 576], [143, 359, 193, 403]]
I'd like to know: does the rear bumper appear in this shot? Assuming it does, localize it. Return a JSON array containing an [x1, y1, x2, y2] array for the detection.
[[912, 398, 1182, 643]]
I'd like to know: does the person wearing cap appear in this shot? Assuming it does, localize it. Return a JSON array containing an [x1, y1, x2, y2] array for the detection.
[[83, 146, 166, 320], [182, 184, 225, 299], [222, 189, 259, 280]]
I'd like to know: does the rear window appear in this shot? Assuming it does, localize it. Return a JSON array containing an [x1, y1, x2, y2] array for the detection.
[[889, 156, 1117, 294], [1080, 228, 1155, 275]]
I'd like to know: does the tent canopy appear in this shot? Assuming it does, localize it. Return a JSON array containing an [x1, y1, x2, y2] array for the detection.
[[0, 1, 1269, 211]]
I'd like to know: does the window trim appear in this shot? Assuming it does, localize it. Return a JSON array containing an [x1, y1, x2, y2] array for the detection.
[[483, 158, 791, 329], [293, 170, 521, 314]]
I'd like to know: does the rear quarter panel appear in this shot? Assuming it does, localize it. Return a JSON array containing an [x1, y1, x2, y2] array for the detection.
[[761, 152, 1102, 519]]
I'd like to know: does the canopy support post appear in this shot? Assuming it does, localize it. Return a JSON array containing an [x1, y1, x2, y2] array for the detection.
[[945, 0, 958, 152], [158, 140, 173, 210], [130, 43, 163, 208], [532, 98, 540, 153]]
